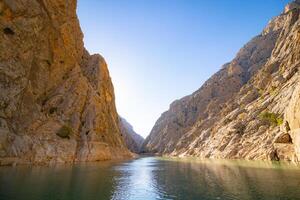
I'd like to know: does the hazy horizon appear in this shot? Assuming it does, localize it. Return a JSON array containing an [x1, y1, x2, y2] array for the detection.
[[77, 0, 290, 138]]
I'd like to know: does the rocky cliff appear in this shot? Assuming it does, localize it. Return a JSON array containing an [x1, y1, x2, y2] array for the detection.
[[119, 117, 144, 153], [143, 1, 300, 163], [0, 0, 131, 165]]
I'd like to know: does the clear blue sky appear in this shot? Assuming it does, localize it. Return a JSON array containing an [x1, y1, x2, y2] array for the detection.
[[77, 0, 290, 138]]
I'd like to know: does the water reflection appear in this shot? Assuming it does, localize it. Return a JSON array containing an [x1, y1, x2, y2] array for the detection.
[[150, 158, 300, 200], [0, 162, 117, 200], [1, 157, 300, 200], [111, 157, 168, 200], [110, 157, 300, 200]]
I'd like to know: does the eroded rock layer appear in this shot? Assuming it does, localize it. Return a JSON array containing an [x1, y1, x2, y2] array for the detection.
[[0, 0, 131, 165], [143, 1, 300, 163]]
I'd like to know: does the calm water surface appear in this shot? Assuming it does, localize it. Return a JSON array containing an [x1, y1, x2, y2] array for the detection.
[[1, 157, 300, 200]]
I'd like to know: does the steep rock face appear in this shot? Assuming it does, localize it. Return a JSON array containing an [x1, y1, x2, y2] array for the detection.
[[143, 1, 300, 162], [0, 0, 131, 165], [119, 117, 144, 153]]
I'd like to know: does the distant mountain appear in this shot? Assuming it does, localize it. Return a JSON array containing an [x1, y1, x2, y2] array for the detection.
[[143, 1, 300, 162], [120, 117, 144, 153]]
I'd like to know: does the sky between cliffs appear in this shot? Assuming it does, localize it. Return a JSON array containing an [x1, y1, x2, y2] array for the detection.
[[77, 0, 290, 138]]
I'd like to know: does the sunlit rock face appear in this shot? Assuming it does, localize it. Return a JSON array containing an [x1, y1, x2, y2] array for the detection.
[[119, 117, 144, 153], [143, 1, 300, 162], [0, 0, 131, 165]]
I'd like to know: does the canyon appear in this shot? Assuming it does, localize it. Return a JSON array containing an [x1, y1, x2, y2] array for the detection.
[[1, 0, 300, 166], [1, 1, 300, 199]]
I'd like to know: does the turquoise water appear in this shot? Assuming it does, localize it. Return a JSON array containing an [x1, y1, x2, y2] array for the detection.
[[1, 157, 300, 200]]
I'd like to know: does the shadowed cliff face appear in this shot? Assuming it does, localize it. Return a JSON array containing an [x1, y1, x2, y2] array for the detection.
[[119, 117, 144, 153], [143, 1, 300, 162], [0, 0, 131, 165]]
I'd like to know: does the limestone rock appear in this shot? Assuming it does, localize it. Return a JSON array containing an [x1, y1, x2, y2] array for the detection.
[[143, 1, 300, 163], [284, 0, 300, 13], [119, 117, 144, 153], [0, 0, 131, 165]]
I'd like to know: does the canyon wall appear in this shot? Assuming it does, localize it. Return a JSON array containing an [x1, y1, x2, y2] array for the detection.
[[143, 1, 300, 162], [0, 0, 131, 165], [120, 117, 144, 153]]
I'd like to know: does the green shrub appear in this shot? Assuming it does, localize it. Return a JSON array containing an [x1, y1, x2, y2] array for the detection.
[[258, 89, 264, 96], [56, 125, 72, 139], [269, 86, 279, 96], [277, 118, 283, 126], [259, 111, 283, 126]]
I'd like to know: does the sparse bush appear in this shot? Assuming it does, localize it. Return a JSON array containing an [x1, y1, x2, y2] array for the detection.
[[237, 112, 247, 120], [56, 125, 72, 139], [258, 89, 264, 96], [259, 111, 283, 126], [223, 118, 232, 125], [269, 86, 279, 96], [277, 118, 283, 126], [233, 122, 246, 135]]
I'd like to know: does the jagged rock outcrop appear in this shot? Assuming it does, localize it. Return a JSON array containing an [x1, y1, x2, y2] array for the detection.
[[143, 1, 300, 163], [119, 117, 144, 153], [0, 0, 131, 165]]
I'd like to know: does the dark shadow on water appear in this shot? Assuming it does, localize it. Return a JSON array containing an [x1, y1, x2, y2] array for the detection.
[[0, 162, 117, 200], [1, 157, 300, 200]]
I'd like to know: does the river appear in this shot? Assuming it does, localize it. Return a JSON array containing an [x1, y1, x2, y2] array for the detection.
[[1, 157, 300, 200]]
